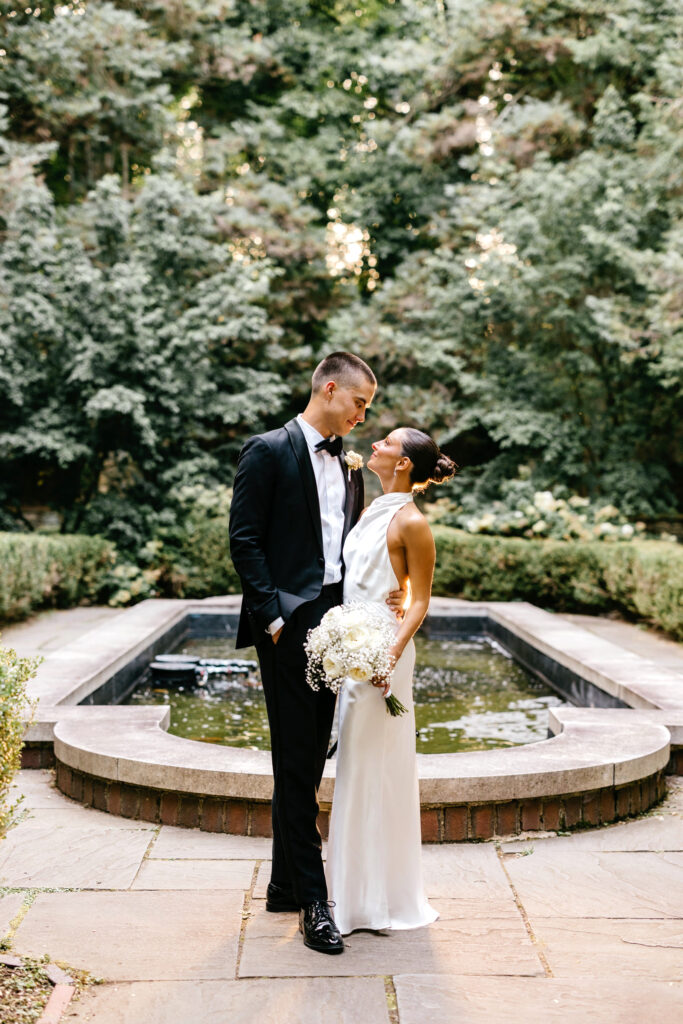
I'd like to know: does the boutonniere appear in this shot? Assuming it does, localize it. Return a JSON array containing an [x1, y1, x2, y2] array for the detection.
[[344, 450, 364, 481]]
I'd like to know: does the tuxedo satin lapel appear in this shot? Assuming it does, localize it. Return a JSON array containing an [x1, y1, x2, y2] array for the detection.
[[340, 454, 354, 545], [285, 419, 324, 555]]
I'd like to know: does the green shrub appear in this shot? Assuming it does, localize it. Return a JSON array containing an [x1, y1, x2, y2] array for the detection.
[[601, 544, 683, 640], [0, 533, 114, 622], [161, 517, 241, 599], [427, 486, 652, 542], [432, 527, 683, 640], [155, 486, 241, 599], [0, 642, 38, 837]]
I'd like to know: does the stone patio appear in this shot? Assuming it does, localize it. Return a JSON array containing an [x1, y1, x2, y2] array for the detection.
[[1, 768, 681, 1022], [1, 607, 682, 1021]]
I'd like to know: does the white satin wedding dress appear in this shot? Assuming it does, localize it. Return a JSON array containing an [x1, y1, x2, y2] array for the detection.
[[325, 490, 438, 935]]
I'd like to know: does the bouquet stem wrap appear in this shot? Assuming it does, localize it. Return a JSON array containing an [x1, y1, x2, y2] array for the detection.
[[304, 602, 407, 717]]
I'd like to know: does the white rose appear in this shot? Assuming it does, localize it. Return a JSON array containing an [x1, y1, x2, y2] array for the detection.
[[365, 628, 383, 646], [323, 606, 344, 623], [323, 652, 345, 679], [342, 609, 365, 630], [348, 664, 372, 683], [343, 624, 369, 650], [345, 450, 364, 472]]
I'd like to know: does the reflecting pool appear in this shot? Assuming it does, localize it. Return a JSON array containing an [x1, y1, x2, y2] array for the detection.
[[126, 634, 568, 753]]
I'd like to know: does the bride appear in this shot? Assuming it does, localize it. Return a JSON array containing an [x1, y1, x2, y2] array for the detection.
[[326, 426, 456, 935]]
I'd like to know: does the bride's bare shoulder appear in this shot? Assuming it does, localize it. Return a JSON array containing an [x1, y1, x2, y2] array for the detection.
[[395, 502, 433, 544]]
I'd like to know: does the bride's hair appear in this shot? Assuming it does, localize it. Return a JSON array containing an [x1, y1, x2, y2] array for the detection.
[[399, 428, 457, 492]]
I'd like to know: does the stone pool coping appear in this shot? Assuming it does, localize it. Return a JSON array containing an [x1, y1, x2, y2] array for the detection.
[[21, 596, 683, 840]]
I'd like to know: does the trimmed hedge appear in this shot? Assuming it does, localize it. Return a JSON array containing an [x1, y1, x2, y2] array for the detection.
[[164, 518, 683, 640], [162, 516, 241, 599], [0, 533, 114, 623], [3, 525, 679, 643], [432, 527, 683, 640]]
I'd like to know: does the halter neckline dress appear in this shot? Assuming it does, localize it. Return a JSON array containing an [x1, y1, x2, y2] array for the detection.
[[325, 490, 438, 934]]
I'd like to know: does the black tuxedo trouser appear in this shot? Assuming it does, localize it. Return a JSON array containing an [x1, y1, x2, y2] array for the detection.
[[255, 583, 341, 905]]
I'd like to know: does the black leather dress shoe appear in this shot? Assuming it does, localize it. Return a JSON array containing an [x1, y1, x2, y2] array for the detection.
[[299, 900, 344, 954], [266, 882, 300, 913]]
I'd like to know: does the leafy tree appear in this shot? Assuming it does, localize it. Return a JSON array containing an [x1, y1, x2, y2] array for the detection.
[[0, 0, 681, 550], [0, 167, 286, 549], [328, 0, 683, 514], [0, 1, 183, 200]]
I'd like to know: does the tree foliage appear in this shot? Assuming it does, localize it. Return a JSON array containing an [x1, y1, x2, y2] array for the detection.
[[0, 0, 681, 556]]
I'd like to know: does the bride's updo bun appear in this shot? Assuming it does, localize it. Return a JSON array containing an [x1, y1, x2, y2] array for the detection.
[[399, 428, 457, 491], [430, 453, 457, 484]]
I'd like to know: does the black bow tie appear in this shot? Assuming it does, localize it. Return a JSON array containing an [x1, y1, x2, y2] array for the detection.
[[314, 435, 343, 457]]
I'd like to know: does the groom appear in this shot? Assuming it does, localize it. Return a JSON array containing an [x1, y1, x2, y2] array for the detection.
[[229, 352, 379, 955]]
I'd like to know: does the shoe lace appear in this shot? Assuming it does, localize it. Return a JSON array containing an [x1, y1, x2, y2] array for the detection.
[[307, 899, 337, 927]]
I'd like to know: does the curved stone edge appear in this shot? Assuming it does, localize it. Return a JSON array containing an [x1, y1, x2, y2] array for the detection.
[[18, 595, 683, 840], [52, 758, 668, 843], [49, 708, 672, 803]]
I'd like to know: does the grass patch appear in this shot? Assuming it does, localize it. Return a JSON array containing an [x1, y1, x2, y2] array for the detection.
[[0, 956, 53, 1024]]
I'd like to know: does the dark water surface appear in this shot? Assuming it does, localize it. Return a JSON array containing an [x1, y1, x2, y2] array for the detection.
[[126, 635, 567, 753]]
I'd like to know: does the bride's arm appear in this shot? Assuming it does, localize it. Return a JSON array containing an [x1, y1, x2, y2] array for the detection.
[[386, 513, 436, 667]]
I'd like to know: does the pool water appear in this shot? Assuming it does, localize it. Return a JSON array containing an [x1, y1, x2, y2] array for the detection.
[[126, 635, 568, 754]]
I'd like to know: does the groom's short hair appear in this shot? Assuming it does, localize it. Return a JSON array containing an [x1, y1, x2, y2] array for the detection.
[[311, 352, 376, 393]]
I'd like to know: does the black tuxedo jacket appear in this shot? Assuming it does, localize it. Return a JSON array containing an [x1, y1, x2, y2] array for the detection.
[[229, 418, 365, 648]]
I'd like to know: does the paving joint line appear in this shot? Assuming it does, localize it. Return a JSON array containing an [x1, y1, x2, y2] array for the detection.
[[384, 974, 400, 1023], [128, 824, 162, 889], [145, 856, 261, 862], [235, 971, 400, 981], [1, 889, 40, 950], [495, 843, 553, 977], [235, 859, 261, 980]]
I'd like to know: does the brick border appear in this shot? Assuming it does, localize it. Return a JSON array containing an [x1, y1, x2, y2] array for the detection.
[[418, 770, 667, 841], [21, 743, 56, 769], [52, 759, 668, 842]]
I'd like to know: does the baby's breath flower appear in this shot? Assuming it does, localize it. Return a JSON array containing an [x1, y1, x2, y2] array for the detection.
[[304, 601, 403, 715]]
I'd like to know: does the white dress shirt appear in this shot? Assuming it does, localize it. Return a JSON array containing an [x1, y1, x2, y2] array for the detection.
[[267, 415, 346, 635]]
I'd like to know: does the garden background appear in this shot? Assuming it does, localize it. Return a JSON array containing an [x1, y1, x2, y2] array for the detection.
[[0, 0, 681, 634]]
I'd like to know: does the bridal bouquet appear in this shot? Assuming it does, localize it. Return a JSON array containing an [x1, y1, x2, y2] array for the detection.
[[304, 602, 408, 716]]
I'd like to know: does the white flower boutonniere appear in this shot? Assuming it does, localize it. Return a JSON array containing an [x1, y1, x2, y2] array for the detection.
[[344, 450, 364, 481]]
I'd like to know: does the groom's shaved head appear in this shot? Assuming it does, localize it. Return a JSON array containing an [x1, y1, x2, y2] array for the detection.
[[311, 352, 376, 394]]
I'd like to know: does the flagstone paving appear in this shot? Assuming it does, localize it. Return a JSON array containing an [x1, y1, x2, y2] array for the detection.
[[503, 849, 683, 918], [1, 769, 681, 1021], [0, 824, 155, 890], [2, 606, 683, 1021], [16, 889, 244, 981], [393, 976, 683, 1024], [57, 978, 391, 1024], [238, 901, 541, 979], [527, 918, 683, 980], [0, 892, 25, 936]]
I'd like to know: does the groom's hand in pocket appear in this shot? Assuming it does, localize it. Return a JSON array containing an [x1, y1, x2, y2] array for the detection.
[[386, 586, 407, 621]]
